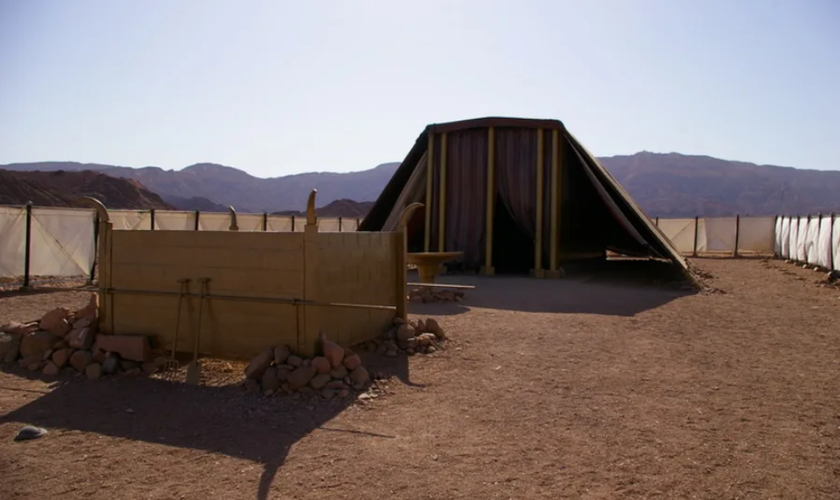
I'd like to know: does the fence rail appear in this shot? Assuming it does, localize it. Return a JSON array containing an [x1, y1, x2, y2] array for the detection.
[[1, 204, 837, 284]]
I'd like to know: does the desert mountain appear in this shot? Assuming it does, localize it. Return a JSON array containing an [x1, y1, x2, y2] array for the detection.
[[0, 169, 173, 210], [3, 153, 838, 217], [0, 161, 398, 214]]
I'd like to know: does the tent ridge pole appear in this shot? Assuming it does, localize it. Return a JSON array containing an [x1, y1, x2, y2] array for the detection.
[[424, 132, 434, 252]]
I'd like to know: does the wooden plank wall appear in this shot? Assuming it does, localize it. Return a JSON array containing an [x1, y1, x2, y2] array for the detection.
[[315, 232, 400, 348], [103, 228, 402, 359]]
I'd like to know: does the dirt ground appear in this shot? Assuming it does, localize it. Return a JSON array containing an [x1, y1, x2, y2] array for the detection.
[[1, 258, 839, 499]]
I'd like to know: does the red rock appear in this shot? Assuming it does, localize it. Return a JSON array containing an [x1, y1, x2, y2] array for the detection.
[[425, 318, 446, 339], [0, 321, 38, 336], [0, 332, 22, 363], [74, 294, 98, 323], [396, 325, 416, 342], [244, 349, 273, 380], [320, 333, 344, 368], [349, 366, 370, 389], [343, 352, 362, 371], [311, 356, 330, 374], [67, 327, 95, 350], [309, 373, 331, 389], [286, 355, 303, 367], [273, 345, 290, 365], [20, 331, 58, 358], [18, 353, 41, 368], [287, 366, 317, 390], [141, 361, 158, 375], [42, 361, 59, 376], [69, 350, 93, 372], [92, 349, 107, 364], [39, 308, 72, 336], [92, 335, 150, 362]]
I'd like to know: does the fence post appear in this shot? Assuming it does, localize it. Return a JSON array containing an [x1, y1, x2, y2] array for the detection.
[[89, 212, 100, 285], [150, 209, 156, 230], [356, 218, 361, 231], [338, 216, 343, 232], [301, 190, 320, 356], [830, 212, 835, 271], [21, 203, 33, 289], [262, 212, 268, 232], [733, 214, 740, 257], [194, 210, 200, 231], [692, 215, 699, 257], [805, 214, 811, 265], [291, 215, 296, 232], [654, 217, 659, 227], [773, 215, 778, 257]]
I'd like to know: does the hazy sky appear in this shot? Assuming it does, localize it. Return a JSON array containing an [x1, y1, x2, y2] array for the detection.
[[1, 0, 838, 177]]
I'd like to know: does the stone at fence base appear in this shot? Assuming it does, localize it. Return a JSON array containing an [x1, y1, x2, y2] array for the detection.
[[396, 325, 415, 342], [262, 367, 281, 392], [124, 368, 141, 378], [245, 349, 274, 380], [311, 356, 330, 374], [310, 373, 331, 390], [0, 332, 22, 363], [20, 331, 58, 358], [92, 349, 107, 364], [40, 308, 72, 337], [330, 365, 348, 379], [93, 335, 150, 362], [288, 366, 317, 390], [273, 345, 291, 365], [320, 333, 345, 368], [0, 321, 38, 336], [70, 350, 93, 372], [42, 361, 60, 376], [349, 366, 370, 389], [343, 352, 362, 371], [287, 355, 303, 368], [67, 327, 95, 350], [102, 356, 120, 374]]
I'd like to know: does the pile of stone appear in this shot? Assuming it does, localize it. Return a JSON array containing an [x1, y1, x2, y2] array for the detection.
[[408, 287, 465, 303], [0, 293, 160, 380], [358, 317, 447, 356], [244, 332, 370, 398]]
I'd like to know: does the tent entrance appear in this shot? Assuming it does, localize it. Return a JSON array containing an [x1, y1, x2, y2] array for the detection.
[[492, 196, 534, 274]]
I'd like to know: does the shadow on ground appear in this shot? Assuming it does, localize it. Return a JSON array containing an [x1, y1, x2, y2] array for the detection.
[[0, 350, 411, 500], [409, 259, 697, 316]]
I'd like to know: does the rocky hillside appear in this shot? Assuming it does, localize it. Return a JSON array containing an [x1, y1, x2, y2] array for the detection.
[[601, 152, 840, 217], [3, 153, 839, 217], [0, 169, 173, 210], [0, 161, 399, 214], [272, 199, 374, 218]]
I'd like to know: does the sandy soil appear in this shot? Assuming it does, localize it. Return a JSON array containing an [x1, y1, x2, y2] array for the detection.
[[1, 258, 839, 499]]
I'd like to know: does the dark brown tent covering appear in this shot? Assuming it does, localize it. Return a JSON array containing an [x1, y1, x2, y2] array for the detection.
[[361, 116, 690, 278]]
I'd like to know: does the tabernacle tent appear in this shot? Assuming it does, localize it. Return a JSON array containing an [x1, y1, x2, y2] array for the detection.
[[360, 117, 691, 278]]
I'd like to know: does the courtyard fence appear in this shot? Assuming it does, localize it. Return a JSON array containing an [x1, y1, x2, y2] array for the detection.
[[0, 205, 361, 286], [1, 204, 836, 285]]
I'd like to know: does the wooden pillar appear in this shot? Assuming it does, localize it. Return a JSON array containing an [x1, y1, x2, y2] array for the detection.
[[534, 129, 545, 278], [300, 189, 320, 356], [79, 197, 112, 334], [424, 132, 434, 252], [396, 203, 422, 320], [547, 128, 562, 279], [483, 127, 496, 276], [830, 212, 835, 271], [438, 132, 448, 252], [692, 216, 699, 257]]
